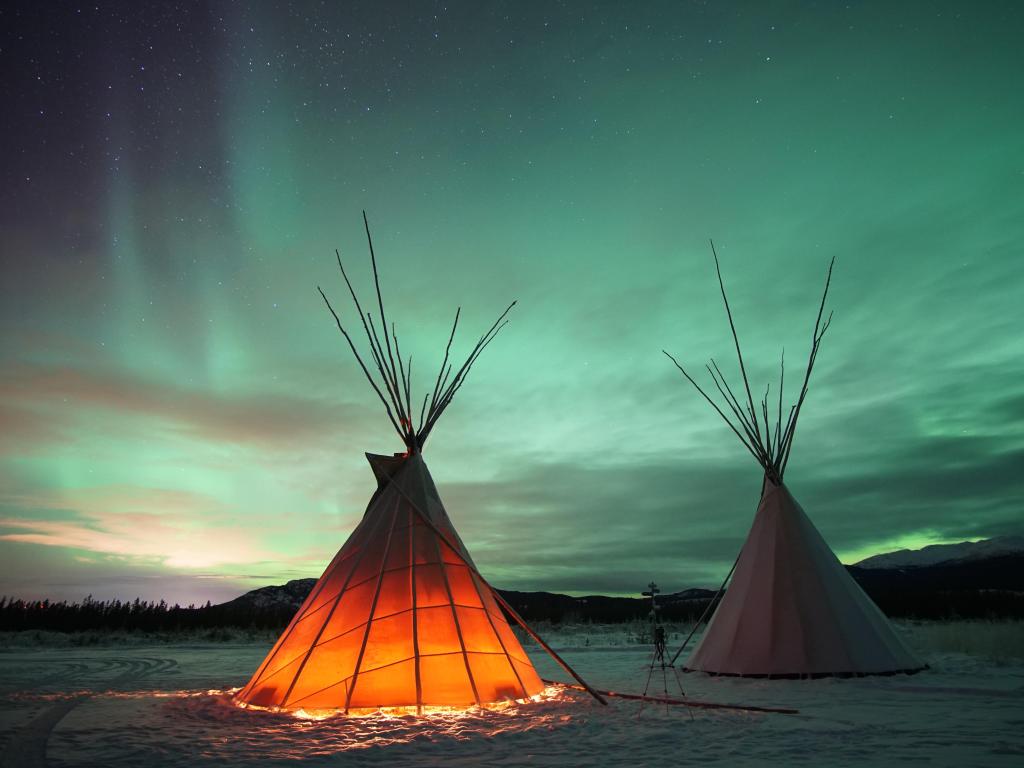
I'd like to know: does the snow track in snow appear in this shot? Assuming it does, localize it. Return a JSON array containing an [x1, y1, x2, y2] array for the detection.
[[0, 653, 177, 767]]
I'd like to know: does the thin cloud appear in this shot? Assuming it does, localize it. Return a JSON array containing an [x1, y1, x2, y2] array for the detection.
[[0, 485, 271, 569], [0, 362, 372, 451]]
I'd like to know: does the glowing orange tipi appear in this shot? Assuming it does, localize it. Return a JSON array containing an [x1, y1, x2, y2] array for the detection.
[[235, 214, 603, 714]]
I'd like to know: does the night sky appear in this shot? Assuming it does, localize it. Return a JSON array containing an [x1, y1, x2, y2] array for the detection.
[[2, 2, 1022, 606]]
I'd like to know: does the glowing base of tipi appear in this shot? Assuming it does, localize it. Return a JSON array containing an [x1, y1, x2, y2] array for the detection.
[[233, 686, 559, 719]]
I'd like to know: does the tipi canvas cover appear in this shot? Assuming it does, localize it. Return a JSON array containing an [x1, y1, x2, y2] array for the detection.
[[685, 482, 923, 677], [236, 452, 543, 711], [236, 213, 603, 713], [665, 246, 925, 678]]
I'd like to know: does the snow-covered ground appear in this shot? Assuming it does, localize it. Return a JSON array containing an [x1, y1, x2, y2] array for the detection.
[[1, 624, 1022, 767]]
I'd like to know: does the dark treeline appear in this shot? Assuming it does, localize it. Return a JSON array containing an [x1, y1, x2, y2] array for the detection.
[[0, 595, 295, 634], [2, 588, 1022, 637]]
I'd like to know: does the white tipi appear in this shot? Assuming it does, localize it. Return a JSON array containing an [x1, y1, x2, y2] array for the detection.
[[664, 246, 925, 678], [235, 213, 605, 713]]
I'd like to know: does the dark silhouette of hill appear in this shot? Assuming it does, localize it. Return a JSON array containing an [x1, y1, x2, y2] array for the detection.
[[849, 553, 1024, 618]]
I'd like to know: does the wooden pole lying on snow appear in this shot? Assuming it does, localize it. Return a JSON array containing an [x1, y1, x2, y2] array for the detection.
[[547, 680, 798, 715]]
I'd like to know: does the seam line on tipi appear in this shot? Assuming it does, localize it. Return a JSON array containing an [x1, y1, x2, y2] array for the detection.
[[289, 652, 413, 707], [244, 544, 362, 699], [244, 594, 355, 691], [467, 570, 528, 698], [309, 603, 488, 643], [280, 493, 401, 709], [343, 494, 403, 713], [409, 504, 423, 713], [288, 650, 446, 708], [778, 493, 806, 674], [800, 501, 857, 672], [380, 463, 606, 705], [238, 539, 354, 699], [432, 522, 483, 707], [724, 489, 770, 671], [287, 676, 349, 707]]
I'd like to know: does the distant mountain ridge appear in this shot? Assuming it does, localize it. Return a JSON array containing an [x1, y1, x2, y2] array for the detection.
[[225, 578, 317, 610], [853, 535, 1024, 570]]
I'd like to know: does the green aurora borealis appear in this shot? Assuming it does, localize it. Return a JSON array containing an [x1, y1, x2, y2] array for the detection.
[[2, 2, 1022, 604]]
